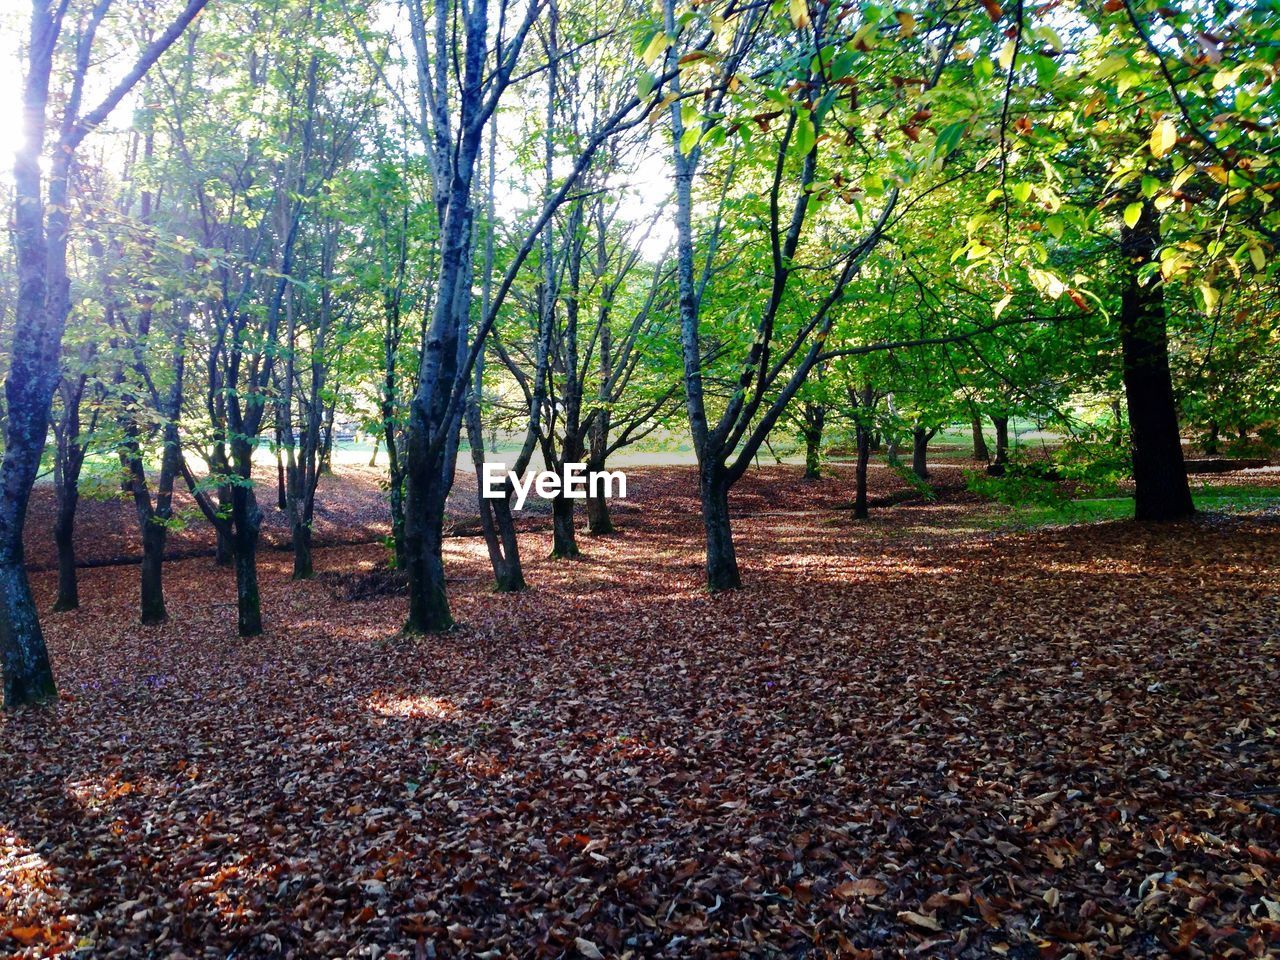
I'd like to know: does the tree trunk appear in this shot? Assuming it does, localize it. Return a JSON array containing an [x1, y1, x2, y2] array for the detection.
[[802, 426, 822, 480], [700, 472, 740, 591], [1204, 422, 1219, 456], [1120, 200, 1194, 522], [990, 416, 1010, 474], [403, 464, 453, 633], [215, 484, 233, 566], [231, 484, 263, 637], [585, 460, 614, 535], [368, 435, 380, 467], [0, 562, 57, 708], [275, 436, 287, 509], [911, 426, 931, 480], [854, 421, 872, 520], [971, 415, 990, 462], [319, 404, 336, 474], [140, 520, 168, 625], [550, 493, 580, 558], [292, 519, 313, 580], [52, 487, 78, 612]]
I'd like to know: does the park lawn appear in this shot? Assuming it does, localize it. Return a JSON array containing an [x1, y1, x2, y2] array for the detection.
[[981, 482, 1280, 529]]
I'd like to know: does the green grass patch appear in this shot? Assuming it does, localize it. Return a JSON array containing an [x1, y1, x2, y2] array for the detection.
[[979, 483, 1280, 529]]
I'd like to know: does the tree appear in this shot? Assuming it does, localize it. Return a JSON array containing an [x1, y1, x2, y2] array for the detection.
[[3, 0, 208, 708]]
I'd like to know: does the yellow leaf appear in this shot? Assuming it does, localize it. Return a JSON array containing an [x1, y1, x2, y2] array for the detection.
[[789, 0, 810, 29], [1150, 118, 1177, 158], [998, 38, 1016, 71], [895, 10, 916, 36], [641, 31, 670, 67]]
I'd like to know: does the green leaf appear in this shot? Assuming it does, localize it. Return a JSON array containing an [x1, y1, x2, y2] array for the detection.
[[679, 126, 701, 154], [1045, 214, 1064, 240], [1123, 202, 1143, 229], [791, 115, 816, 157]]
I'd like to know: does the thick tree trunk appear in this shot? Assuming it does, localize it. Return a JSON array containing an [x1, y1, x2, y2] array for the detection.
[[403, 464, 453, 633], [0, 562, 56, 708], [911, 427, 932, 480], [1120, 201, 1194, 522], [700, 472, 740, 591], [854, 422, 872, 520], [52, 487, 78, 612], [140, 521, 167, 625], [230, 483, 263, 637], [971, 415, 990, 462], [233, 540, 261, 637]]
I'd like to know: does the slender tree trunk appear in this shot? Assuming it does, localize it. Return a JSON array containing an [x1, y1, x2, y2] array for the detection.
[[854, 421, 872, 520], [971, 415, 990, 462], [990, 416, 1010, 474], [215, 484, 233, 566], [368, 435, 380, 467], [466, 369, 526, 589], [388, 469, 407, 570], [585, 454, 614, 535], [700, 470, 740, 591], [52, 485, 78, 612], [319, 404, 336, 474], [1120, 201, 1194, 522], [802, 426, 822, 480], [1204, 422, 1219, 456], [275, 431, 287, 509], [139, 520, 167, 625], [911, 426, 931, 480], [292, 520, 313, 580], [550, 492, 580, 558], [800, 402, 825, 479]]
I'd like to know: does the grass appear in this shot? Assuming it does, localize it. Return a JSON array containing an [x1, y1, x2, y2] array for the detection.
[[981, 483, 1280, 529]]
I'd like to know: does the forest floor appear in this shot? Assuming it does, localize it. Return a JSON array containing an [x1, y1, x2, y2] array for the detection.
[[3, 464, 1280, 959]]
